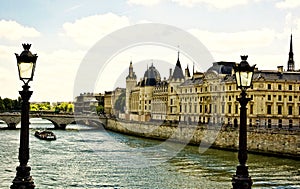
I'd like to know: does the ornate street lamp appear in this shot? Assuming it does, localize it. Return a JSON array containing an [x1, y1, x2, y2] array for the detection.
[[232, 55, 255, 189], [11, 44, 37, 189]]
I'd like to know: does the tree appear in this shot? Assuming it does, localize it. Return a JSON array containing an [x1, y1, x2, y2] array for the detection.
[[96, 105, 104, 115], [67, 104, 74, 112], [3, 98, 13, 110], [30, 102, 51, 111], [0, 97, 5, 111]]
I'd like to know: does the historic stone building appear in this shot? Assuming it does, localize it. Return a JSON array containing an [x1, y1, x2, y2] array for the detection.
[[74, 92, 103, 114], [104, 91, 112, 115], [179, 61, 236, 125], [125, 61, 137, 115], [126, 63, 161, 121], [120, 35, 299, 129]]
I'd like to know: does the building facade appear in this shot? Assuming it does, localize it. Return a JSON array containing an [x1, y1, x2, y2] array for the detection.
[[111, 35, 300, 129], [74, 92, 103, 114]]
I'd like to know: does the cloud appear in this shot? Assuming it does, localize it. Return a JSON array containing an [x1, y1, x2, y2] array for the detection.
[[0, 20, 41, 41], [276, 0, 300, 9], [189, 28, 276, 53], [61, 13, 130, 47], [127, 0, 250, 9], [33, 49, 86, 102], [171, 0, 249, 9], [0, 43, 87, 102], [127, 0, 163, 6]]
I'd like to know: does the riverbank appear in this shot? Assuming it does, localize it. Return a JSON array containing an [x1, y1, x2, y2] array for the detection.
[[105, 119, 299, 159]]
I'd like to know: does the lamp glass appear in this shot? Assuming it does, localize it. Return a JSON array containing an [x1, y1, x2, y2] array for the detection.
[[18, 62, 34, 81], [235, 71, 241, 87], [235, 71, 253, 88]]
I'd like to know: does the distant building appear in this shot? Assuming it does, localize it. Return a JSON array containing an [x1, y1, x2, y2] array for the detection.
[[126, 63, 161, 121], [74, 93, 103, 114], [104, 91, 112, 115]]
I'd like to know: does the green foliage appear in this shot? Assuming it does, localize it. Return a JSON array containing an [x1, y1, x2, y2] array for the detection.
[[67, 104, 74, 112], [30, 102, 51, 111], [0, 96, 74, 114], [52, 102, 74, 113], [114, 92, 126, 113], [0, 96, 21, 111], [96, 105, 104, 115]]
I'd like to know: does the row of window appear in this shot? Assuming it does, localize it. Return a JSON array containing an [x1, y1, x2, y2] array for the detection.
[[267, 94, 299, 101], [250, 118, 294, 128], [266, 105, 299, 115], [181, 85, 229, 93], [266, 83, 300, 91]]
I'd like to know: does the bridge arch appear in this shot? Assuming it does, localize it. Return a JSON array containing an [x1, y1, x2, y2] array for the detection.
[[0, 116, 21, 129], [0, 113, 107, 130]]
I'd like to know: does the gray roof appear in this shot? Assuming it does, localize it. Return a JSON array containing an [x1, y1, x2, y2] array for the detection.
[[172, 55, 185, 80], [223, 70, 300, 83], [180, 77, 204, 87], [138, 64, 161, 87], [253, 71, 300, 81], [207, 61, 235, 75]]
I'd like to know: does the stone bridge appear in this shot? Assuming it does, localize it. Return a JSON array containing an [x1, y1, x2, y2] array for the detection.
[[0, 113, 107, 129]]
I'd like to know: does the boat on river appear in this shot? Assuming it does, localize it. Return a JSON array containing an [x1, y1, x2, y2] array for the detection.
[[34, 130, 56, 141]]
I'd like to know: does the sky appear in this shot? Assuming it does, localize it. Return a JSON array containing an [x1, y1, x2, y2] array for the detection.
[[0, 0, 300, 102]]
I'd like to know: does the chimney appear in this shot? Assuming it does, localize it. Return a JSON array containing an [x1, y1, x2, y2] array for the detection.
[[169, 68, 172, 79], [277, 66, 283, 73]]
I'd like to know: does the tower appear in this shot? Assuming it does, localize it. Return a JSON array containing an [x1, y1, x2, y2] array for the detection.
[[125, 61, 137, 115], [287, 34, 295, 71], [168, 51, 185, 121]]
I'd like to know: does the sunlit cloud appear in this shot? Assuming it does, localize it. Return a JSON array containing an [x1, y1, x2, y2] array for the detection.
[[276, 0, 300, 9], [0, 20, 40, 41], [127, 0, 163, 6], [61, 13, 130, 47], [171, 0, 249, 9]]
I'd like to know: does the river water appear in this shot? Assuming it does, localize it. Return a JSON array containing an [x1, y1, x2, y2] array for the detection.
[[0, 119, 299, 189]]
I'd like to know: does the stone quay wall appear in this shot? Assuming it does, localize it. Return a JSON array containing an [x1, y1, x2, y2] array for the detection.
[[106, 119, 299, 158]]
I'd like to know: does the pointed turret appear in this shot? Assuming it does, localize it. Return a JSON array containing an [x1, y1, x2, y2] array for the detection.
[[287, 34, 295, 71], [172, 51, 184, 80], [185, 64, 191, 79]]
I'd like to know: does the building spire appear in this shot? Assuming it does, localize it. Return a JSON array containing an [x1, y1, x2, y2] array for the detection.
[[176, 50, 182, 68], [287, 34, 295, 71], [126, 60, 136, 80]]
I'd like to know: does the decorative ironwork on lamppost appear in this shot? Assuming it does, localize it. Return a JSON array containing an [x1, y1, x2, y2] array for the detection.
[[232, 55, 255, 189], [11, 44, 37, 189]]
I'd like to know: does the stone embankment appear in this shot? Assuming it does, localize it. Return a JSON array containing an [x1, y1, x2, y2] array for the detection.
[[106, 119, 299, 158]]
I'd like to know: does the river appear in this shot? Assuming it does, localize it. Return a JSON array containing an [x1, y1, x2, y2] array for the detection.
[[0, 119, 299, 189]]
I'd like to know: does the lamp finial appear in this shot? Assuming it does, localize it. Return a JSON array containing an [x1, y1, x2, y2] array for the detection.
[[241, 55, 248, 61], [22, 44, 31, 51]]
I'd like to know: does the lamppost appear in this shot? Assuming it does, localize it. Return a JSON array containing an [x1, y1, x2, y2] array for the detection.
[[11, 44, 37, 189], [232, 55, 255, 189]]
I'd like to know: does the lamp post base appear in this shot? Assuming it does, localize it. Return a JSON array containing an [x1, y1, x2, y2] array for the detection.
[[232, 165, 252, 189], [11, 165, 35, 189]]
